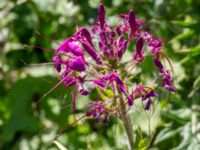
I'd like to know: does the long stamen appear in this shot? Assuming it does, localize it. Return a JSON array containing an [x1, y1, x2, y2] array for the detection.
[[37, 75, 70, 105], [21, 59, 54, 67], [35, 31, 60, 45], [158, 51, 174, 76], [55, 115, 87, 138], [24, 45, 57, 54], [24, 45, 73, 58]]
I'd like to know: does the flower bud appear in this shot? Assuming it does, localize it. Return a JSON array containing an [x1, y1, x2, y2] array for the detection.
[[152, 57, 163, 71], [98, 3, 105, 29], [69, 57, 86, 72], [82, 42, 102, 64]]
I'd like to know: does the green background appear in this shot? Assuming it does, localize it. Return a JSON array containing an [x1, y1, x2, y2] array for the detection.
[[0, 0, 200, 149]]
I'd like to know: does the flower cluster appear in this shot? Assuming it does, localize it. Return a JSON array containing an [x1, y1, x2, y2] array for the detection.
[[52, 3, 175, 123], [152, 57, 176, 92]]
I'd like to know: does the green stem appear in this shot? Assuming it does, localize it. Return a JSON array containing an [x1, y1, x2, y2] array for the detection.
[[118, 87, 134, 149]]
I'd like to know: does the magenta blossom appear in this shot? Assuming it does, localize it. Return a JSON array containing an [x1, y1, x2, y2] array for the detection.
[[153, 57, 176, 92], [133, 84, 158, 109], [49, 3, 175, 123], [132, 37, 144, 62], [86, 103, 107, 120]]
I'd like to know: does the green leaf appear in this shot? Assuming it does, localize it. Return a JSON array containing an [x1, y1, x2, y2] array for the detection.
[[2, 113, 40, 141], [135, 126, 147, 150], [103, 89, 114, 98], [171, 15, 197, 27], [141, 55, 154, 74], [175, 45, 200, 57], [154, 127, 182, 145], [170, 29, 194, 42]]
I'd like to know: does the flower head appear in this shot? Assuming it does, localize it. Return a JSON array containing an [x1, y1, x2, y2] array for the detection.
[[50, 3, 175, 123]]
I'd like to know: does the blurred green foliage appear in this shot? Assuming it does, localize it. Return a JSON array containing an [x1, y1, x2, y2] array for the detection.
[[0, 0, 200, 149]]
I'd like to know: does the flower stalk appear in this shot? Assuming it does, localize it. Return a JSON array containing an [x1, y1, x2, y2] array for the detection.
[[118, 86, 134, 149]]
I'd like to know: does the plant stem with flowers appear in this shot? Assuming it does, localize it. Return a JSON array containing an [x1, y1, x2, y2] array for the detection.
[[36, 3, 176, 149]]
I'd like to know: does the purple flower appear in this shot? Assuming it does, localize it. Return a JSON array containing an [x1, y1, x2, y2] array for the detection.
[[128, 10, 137, 36], [64, 77, 77, 88], [81, 42, 102, 64], [152, 57, 163, 71], [57, 38, 84, 56], [142, 89, 158, 101], [118, 40, 129, 60], [152, 56, 176, 93], [145, 99, 152, 110], [116, 26, 121, 35], [57, 39, 71, 52], [47, 3, 175, 124], [133, 85, 158, 110], [68, 42, 84, 56], [69, 56, 86, 72], [161, 70, 172, 84], [93, 79, 106, 89], [117, 35, 124, 48], [103, 73, 124, 87], [113, 74, 123, 85], [86, 103, 106, 120], [53, 56, 61, 72], [80, 89, 89, 95], [150, 40, 162, 48], [150, 40, 162, 53], [165, 85, 176, 92], [143, 32, 152, 41], [98, 3, 105, 29], [136, 37, 144, 54], [133, 37, 144, 62], [102, 116, 109, 124], [161, 70, 176, 92], [74, 28, 94, 47], [119, 84, 127, 94], [128, 95, 134, 106]]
